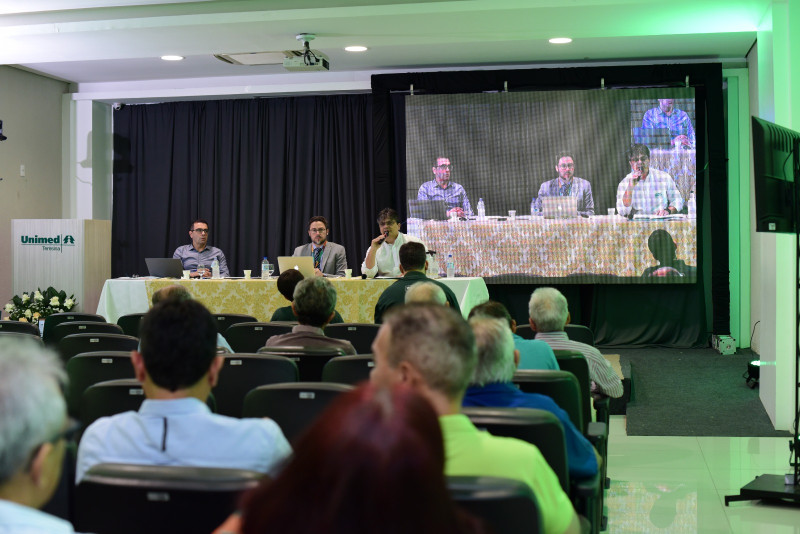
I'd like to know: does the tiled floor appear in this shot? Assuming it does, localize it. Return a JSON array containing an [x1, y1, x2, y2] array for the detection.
[[606, 415, 800, 533]]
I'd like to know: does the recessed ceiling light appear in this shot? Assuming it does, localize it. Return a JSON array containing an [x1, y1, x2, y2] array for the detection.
[[344, 46, 368, 52], [161, 55, 184, 61], [548, 38, 572, 44]]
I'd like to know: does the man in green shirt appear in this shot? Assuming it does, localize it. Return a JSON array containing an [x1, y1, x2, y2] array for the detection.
[[370, 304, 579, 534]]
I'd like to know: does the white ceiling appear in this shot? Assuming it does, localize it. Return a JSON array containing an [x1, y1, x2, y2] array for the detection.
[[0, 0, 768, 86]]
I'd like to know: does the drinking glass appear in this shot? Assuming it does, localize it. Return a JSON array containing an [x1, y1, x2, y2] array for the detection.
[[266, 263, 274, 277], [196, 263, 206, 279]]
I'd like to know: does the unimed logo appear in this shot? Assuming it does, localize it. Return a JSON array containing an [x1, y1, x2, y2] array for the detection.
[[20, 234, 76, 252]]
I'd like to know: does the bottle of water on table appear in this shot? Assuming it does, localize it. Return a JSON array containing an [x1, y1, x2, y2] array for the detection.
[[211, 258, 220, 279], [477, 198, 486, 220], [531, 197, 539, 217], [261, 257, 270, 280], [446, 253, 455, 278]]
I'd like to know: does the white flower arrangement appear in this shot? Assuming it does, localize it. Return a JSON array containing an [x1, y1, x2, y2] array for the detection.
[[5, 287, 77, 322]]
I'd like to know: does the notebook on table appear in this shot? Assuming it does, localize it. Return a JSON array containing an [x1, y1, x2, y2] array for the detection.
[[540, 196, 578, 219], [145, 258, 184, 278], [277, 256, 316, 279]]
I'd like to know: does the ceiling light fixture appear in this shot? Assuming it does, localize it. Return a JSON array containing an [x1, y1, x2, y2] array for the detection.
[[548, 38, 572, 44], [345, 46, 368, 52], [161, 55, 184, 61]]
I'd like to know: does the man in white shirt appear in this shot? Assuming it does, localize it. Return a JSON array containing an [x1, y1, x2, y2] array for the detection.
[[0, 337, 77, 533], [361, 208, 426, 278], [616, 144, 684, 217]]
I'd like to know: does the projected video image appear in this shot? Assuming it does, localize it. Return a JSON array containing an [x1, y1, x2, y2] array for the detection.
[[404, 89, 698, 284]]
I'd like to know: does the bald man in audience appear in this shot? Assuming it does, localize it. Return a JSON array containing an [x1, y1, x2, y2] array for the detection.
[[0, 337, 77, 533], [373, 241, 460, 323], [370, 304, 579, 534], [529, 287, 623, 399], [465, 316, 599, 479], [404, 281, 447, 305], [76, 299, 291, 482]]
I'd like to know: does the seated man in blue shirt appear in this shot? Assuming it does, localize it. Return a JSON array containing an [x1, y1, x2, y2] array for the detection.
[[469, 300, 558, 370], [535, 153, 595, 217], [417, 157, 473, 218], [641, 98, 696, 149], [76, 298, 291, 482], [464, 316, 599, 480], [173, 219, 229, 278]]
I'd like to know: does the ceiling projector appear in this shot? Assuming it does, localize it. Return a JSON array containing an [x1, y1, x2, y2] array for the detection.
[[284, 33, 330, 72]]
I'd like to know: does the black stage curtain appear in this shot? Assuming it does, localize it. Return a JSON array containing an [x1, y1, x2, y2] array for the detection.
[[112, 96, 377, 280], [372, 64, 729, 347]]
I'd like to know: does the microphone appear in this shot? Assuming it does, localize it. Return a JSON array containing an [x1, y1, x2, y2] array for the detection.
[[378, 230, 389, 243]]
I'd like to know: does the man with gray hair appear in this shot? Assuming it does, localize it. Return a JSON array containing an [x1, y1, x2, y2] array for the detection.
[[265, 277, 356, 354], [465, 316, 599, 479], [0, 337, 77, 533], [370, 304, 579, 534], [404, 281, 447, 305], [529, 287, 622, 398]]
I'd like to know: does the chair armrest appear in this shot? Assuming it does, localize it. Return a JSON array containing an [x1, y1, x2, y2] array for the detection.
[[585, 421, 607, 446], [593, 396, 610, 425]]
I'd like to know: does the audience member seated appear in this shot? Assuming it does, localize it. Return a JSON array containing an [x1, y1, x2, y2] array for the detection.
[[469, 300, 558, 370], [0, 337, 77, 533], [465, 316, 599, 479], [216, 383, 486, 534], [370, 304, 579, 534], [529, 288, 623, 399], [270, 270, 343, 323], [151, 284, 233, 352], [264, 278, 356, 355], [373, 242, 460, 323], [76, 299, 291, 482]]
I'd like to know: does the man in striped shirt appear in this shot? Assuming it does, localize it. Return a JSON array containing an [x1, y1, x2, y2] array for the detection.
[[528, 287, 623, 399]]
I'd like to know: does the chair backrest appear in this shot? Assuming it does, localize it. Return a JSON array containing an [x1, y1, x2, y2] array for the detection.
[[514, 324, 534, 340], [448, 476, 542, 534], [212, 314, 258, 336], [43, 312, 106, 345], [552, 350, 592, 432], [80, 378, 146, 430], [242, 382, 353, 443], [74, 463, 262, 534], [213, 354, 299, 417], [0, 319, 41, 337], [58, 333, 139, 363], [0, 331, 44, 345], [512, 370, 583, 431], [225, 322, 294, 353], [116, 313, 146, 338], [463, 406, 569, 492], [52, 321, 124, 345], [324, 323, 380, 354], [66, 351, 136, 418], [321, 354, 375, 385], [257, 346, 346, 382], [564, 324, 595, 345]]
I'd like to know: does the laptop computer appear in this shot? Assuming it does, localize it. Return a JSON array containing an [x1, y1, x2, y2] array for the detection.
[[540, 196, 578, 219], [408, 199, 450, 220], [277, 256, 316, 279], [632, 127, 672, 149], [145, 258, 184, 278]]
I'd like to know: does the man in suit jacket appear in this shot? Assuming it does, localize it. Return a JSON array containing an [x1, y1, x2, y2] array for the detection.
[[292, 216, 348, 276]]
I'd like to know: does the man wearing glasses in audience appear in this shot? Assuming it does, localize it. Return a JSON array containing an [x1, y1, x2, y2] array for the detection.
[[417, 157, 474, 218], [0, 337, 78, 533], [292, 216, 348, 277], [534, 152, 595, 217], [616, 144, 684, 217], [173, 219, 229, 278]]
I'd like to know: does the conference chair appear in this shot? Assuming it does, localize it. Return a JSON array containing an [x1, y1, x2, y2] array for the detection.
[[80, 379, 145, 431], [116, 313, 145, 338], [448, 476, 542, 534], [257, 346, 347, 382], [212, 313, 258, 336], [0, 331, 44, 345], [242, 382, 353, 443], [74, 463, 263, 534], [51, 321, 123, 345], [321, 354, 375, 385], [0, 319, 41, 337], [225, 322, 294, 353], [65, 351, 136, 418], [324, 323, 380, 354], [43, 312, 106, 345], [212, 354, 299, 417], [513, 370, 585, 430], [565, 324, 595, 345], [58, 333, 139, 363]]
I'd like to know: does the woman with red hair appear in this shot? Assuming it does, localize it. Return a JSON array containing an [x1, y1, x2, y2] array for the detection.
[[222, 383, 485, 534]]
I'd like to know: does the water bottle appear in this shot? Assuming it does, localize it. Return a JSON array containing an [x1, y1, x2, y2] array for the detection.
[[261, 257, 269, 280], [531, 197, 539, 217], [687, 192, 696, 218], [477, 198, 486, 220], [446, 253, 455, 278], [211, 258, 220, 279]]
